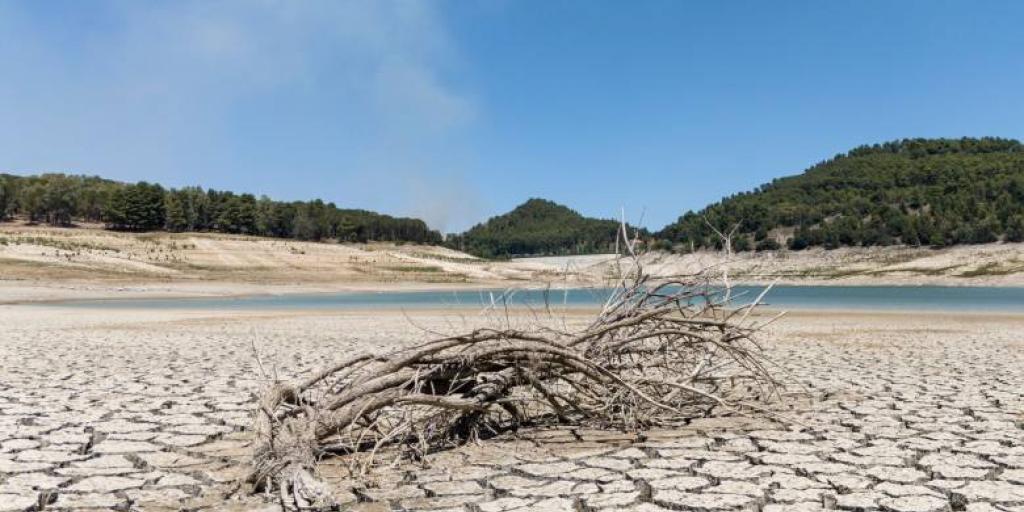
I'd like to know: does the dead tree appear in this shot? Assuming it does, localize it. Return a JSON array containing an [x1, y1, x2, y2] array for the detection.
[[248, 228, 783, 510]]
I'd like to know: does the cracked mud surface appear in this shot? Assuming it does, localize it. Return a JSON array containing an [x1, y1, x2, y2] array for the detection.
[[1, 306, 1022, 511]]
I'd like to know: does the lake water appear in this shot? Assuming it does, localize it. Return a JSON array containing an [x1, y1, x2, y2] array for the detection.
[[43, 285, 1024, 312]]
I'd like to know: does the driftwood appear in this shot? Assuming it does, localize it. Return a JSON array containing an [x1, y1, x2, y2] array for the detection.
[[248, 229, 783, 510]]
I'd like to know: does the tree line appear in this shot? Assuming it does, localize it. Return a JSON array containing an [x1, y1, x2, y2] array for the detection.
[[0, 173, 441, 244], [5, 137, 1023, 257], [656, 137, 1024, 252]]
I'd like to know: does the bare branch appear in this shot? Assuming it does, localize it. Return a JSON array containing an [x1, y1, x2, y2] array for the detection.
[[247, 215, 785, 509]]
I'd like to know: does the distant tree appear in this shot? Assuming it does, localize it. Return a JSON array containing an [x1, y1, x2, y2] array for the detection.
[[103, 182, 166, 231], [899, 219, 921, 246], [861, 227, 893, 247], [650, 239, 674, 252], [291, 203, 320, 241], [18, 183, 46, 223], [41, 174, 76, 226], [823, 227, 841, 250], [0, 176, 13, 220], [787, 227, 810, 250], [971, 216, 1001, 244], [183, 187, 207, 231], [1006, 215, 1024, 243], [926, 223, 947, 248], [255, 196, 276, 236], [755, 238, 780, 251], [337, 216, 359, 242], [165, 191, 189, 232], [215, 194, 258, 234], [732, 236, 752, 252], [76, 181, 112, 223]]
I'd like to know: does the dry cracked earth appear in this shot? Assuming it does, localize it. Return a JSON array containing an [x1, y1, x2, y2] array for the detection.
[[0, 306, 1022, 511]]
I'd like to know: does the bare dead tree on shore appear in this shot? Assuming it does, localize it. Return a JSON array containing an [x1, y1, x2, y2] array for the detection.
[[248, 223, 784, 510]]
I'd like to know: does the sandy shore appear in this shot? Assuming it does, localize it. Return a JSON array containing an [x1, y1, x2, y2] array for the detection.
[[0, 224, 556, 304], [3, 225, 1024, 306], [632, 245, 1024, 288], [1, 304, 1022, 511], [0, 279, 528, 305]]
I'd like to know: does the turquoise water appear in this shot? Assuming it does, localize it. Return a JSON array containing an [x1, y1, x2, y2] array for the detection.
[[42, 285, 1024, 312]]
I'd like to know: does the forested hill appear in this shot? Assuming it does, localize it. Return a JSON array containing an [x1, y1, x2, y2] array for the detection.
[[657, 137, 1024, 251], [446, 198, 638, 258], [0, 173, 441, 243], [6, 137, 1024, 256]]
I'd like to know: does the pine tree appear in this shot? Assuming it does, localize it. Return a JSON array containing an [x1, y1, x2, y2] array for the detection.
[[165, 192, 189, 232], [19, 183, 46, 223], [0, 176, 14, 220], [1006, 215, 1024, 242]]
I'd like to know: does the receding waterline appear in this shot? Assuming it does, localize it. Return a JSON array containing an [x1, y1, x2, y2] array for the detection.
[[37, 285, 1024, 312]]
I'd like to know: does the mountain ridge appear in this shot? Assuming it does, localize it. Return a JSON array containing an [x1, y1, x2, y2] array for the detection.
[[4, 137, 1024, 257]]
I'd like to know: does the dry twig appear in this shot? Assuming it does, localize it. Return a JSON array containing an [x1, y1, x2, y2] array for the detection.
[[248, 225, 783, 510]]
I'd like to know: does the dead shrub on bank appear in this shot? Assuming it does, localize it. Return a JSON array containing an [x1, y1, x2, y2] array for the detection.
[[247, 225, 784, 510]]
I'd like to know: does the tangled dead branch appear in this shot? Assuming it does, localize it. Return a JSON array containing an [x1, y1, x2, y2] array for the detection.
[[248, 228, 784, 510]]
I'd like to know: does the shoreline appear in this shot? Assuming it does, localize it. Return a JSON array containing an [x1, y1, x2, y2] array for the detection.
[[15, 298, 1024, 320], [6, 275, 1024, 306], [730, 277, 1024, 288], [0, 278, 526, 305], [2, 226, 1024, 303]]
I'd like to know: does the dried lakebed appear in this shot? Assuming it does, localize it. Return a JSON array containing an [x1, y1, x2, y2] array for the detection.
[[0, 306, 1022, 511]]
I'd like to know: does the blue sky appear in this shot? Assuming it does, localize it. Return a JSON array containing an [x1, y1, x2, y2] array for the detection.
[[2, 1, 1023, 232]]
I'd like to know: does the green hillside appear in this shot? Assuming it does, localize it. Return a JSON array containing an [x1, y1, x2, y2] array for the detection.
[[0, 173, 441, 244], [446, 198, 638, 258], [657, 137, 1024, 251], [6, 137, 1024, 258]]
